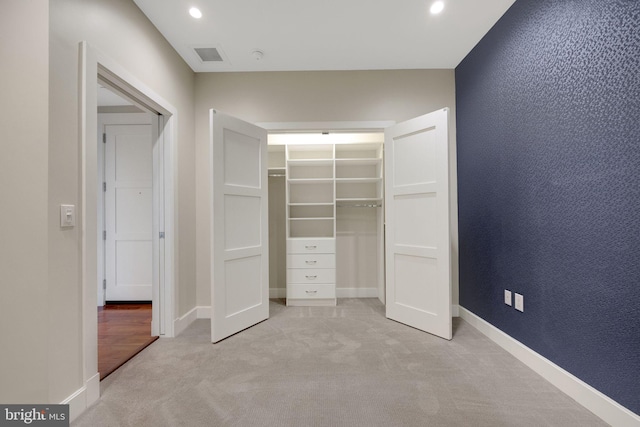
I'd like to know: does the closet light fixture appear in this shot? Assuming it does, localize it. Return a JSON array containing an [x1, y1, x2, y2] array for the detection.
[[189, 7, 202, 19], [430, 1, 444, 14]]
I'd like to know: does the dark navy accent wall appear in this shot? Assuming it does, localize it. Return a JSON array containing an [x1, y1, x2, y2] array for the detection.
[[456, 0, 640, 414]]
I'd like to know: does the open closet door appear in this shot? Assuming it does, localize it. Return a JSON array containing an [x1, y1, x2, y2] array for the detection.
[[384, 109, 452, 340], [210, 110, 269, 343]]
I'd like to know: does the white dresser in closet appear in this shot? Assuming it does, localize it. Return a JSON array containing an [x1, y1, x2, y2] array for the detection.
[[286, 144, 337, 306]]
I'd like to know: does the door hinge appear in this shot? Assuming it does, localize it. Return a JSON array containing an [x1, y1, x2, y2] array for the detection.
[[103, 279, 106, 290], [103, 230, 107, 240], [159, 232, 165, 239], [103, 182, 106, 192], [102, 133, 106, 143]]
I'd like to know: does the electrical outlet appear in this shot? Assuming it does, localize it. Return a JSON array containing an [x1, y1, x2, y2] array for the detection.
[[504, 290, 512, 306], [515, 293, 524, 312]]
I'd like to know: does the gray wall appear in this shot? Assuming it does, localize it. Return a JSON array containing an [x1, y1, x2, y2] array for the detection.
[[0, 0, 50, 404], [1, 0, 196, 406], [268, 176, 287, 293]]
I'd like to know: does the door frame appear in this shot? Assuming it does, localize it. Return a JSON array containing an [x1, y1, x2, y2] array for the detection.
[[258, 121, 394, 303], [79, 42, 176, 405]]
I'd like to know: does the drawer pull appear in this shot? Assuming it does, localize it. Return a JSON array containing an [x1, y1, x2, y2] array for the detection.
[[305, 275, 318, 280], [305, 245, 317, 250], [305, 290, 318, 294], [305, 260, 317, 265]]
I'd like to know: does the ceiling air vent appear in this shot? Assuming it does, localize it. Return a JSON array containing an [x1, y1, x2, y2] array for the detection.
[[194, 47, 223, 62]]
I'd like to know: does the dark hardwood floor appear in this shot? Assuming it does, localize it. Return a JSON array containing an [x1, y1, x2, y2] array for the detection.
[[98, 303, 158, 380]]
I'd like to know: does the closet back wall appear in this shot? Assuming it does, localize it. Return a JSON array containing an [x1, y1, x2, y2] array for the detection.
[[194, 70, 457, 307]]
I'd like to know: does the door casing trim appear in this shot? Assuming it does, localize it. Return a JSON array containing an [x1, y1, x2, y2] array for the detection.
[[79, 41, 176, 409]]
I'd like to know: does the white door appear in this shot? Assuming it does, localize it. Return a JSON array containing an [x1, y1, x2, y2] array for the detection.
[[210, 110, 269, 343], [105, 124, 153, 301], [384, 109, 452, 340]]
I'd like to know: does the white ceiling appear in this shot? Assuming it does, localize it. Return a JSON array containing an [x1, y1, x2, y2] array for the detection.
[[133, 0, 516, 73]]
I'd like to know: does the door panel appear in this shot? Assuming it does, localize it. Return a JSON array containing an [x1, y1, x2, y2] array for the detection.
[[225, 255, 263, 315], [210, 110, 269, 343], [105, 124, 153, 301], [385, 109, 452, 340], [224, 195, 262, 249]]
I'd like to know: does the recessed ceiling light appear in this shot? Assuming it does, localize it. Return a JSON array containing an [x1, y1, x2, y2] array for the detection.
[[430, 1, 444, 14], [189, 7, 202, 19]]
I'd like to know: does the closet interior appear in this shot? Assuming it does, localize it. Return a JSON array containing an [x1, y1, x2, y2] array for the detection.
[[268, 133, 385, 306]]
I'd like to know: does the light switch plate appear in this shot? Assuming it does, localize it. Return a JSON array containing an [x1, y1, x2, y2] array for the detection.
[[60, 204, 76, 228], [515, 293, 524, 312], [504, 290, 512, 306]]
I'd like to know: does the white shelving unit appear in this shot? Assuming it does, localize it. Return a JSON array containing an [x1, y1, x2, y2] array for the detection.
[[335, 143, 383, 206], [283, 140, 384, 306], [286, 144, 337, 305], [286, 145, 335, 240]]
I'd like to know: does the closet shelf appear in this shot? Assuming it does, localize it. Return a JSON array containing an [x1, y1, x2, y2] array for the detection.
[[336, 203, 381, 208], [289, 217, 334, 221], [288, 178, 334, 184], [288, 202, 334, 206], [335, 178, 381, 183], [336, 197, 383, 203], [287, 159, 333, 166], [334, 158, 381, 166]]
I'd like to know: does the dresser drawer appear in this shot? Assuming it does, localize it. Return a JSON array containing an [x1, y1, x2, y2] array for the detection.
[[287, 268, 335, 284], [287, 284, 336, 299], [287, 254, 335, 269], [287, 238, 335, 254]]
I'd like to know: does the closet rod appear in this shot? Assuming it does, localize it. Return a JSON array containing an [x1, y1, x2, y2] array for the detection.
[[336, 203, 382, 208]]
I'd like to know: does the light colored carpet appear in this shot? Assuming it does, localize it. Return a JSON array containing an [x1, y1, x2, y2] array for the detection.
[[73, 299, 607, 426]]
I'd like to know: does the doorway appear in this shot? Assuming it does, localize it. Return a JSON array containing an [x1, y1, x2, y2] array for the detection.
[[97, 86, 157, 379], [80, 41, 176, 405], [266, 132, 386, 304], [210, 115, 453, 343], [97, 95, 154, 305]]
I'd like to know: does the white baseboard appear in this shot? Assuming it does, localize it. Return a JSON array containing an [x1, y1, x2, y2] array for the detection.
[[269, 288, 286, 299], [85, 373, 100, 410], [459, 307, 640, 427], [174, 307, 198, 336], [62, 372, 100, 423], [174, 306, 212, 334], [336, 287, 378, 298]]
